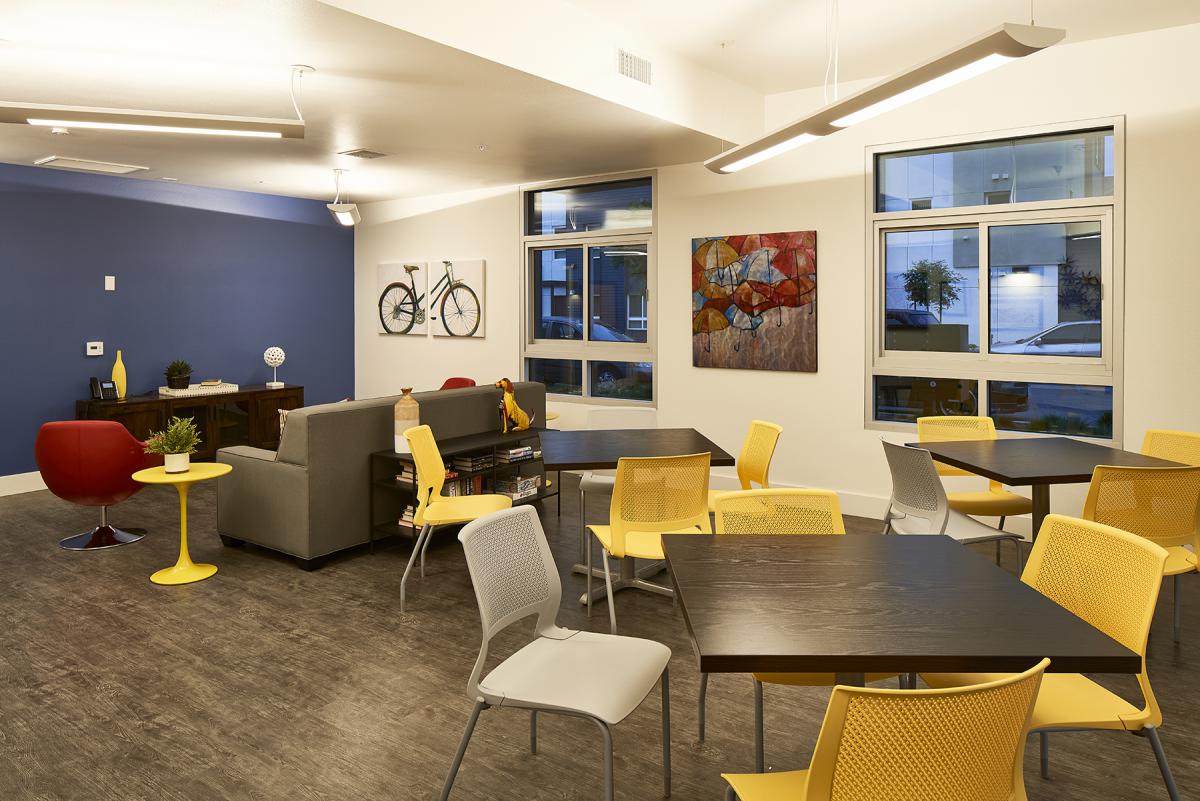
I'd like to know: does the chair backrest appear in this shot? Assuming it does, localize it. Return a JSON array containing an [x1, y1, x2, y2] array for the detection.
[[1023, 514, 1167, 728], [440, 377, 476, 390], [1142, 429, 1200, 466], [804, 659, 1048, 801], [714, 488, 845, 535], [458, 506, 562, 702], [1082, 465, 1200, 550], [916, 415, 997, 479], [880, 440, 949, 535], [34, 420, 157, 507], [587, 406, 658, 429], [608, 452, 711, 557], [403, 425, 445, 527], [735, 419, 784, 490]]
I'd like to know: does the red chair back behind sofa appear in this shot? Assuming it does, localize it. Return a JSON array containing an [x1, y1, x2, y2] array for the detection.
[[35, 420, 159, 507]]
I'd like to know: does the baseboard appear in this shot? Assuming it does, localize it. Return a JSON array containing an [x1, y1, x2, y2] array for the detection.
[[0, 471, 47, 497]]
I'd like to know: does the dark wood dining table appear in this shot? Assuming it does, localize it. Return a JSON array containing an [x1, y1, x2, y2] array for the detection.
[[539, 427, 735, 603], [663, 534, 1140, 684], [912, 436, 1181, 539]]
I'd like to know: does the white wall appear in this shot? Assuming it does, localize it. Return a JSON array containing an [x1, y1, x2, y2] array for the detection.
[[355, 22, 1200, 523]]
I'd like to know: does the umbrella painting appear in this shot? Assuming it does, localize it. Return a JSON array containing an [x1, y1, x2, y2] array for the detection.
[[691, 231, 817, 372]]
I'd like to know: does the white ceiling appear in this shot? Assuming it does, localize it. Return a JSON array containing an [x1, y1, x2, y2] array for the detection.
[[565, 0, 1200, 94], [0, 0, 722, 202]]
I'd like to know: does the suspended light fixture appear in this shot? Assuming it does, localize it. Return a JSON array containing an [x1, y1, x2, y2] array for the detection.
[[705, 23, 1064, 174], [326, 168, 361, 226]]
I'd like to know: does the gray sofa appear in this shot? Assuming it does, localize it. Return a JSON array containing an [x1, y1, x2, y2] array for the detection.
[[215, 382, 547, 568]]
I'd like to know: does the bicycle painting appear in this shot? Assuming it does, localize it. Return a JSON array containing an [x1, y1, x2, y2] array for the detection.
[[378, 259, 485, 337]]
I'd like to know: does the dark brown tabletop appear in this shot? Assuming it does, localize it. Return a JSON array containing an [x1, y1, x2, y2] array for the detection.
[[663, 534, 1141, 676], [911, 436, 1181, 539], [539, 427, 735, 471]]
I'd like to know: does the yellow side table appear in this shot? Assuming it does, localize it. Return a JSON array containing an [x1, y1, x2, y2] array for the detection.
[[132, 462, 232, 585]]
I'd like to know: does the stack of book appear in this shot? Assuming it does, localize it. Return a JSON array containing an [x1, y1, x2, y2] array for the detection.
[[496, 445, 534, 464], [445, 475, 487, 496], [452, 454, 494, 472], [398, 504, 416, 529], [394, 465, 417, 484], [496, 475, 541, 501]]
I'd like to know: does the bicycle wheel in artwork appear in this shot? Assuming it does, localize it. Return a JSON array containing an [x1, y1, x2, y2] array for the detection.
[[433, 259, 486, 338], [377, 262, 427, 335]]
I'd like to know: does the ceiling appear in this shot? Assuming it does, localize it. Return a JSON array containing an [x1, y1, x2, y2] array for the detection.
[[565, 0, 1200, 94], [0, 0, 722, 202]]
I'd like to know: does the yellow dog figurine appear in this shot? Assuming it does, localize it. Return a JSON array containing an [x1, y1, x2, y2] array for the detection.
[[495, 378, 533, 433]]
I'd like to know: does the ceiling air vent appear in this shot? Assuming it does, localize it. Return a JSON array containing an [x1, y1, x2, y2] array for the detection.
[[33, 156, 148, 174], [617, 49, 652, 85], [338, 148, 388, 159]]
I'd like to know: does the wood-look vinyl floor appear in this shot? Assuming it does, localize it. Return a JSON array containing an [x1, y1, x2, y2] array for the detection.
[[1, 475, 1196, 800]]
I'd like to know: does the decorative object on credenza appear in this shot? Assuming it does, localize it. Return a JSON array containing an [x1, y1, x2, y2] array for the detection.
[[264, 346, 286, 388], [378, 262, 429, 335], [394, 388, 419, 453], [145, 416, 202, 473], [691, 231, 818, 372], [200, 378, 223, 386], [164, 359, 193, 390], [111, 349, 127, 399], [430, 259, 485, 338], [158, 382, 240, 397], [494, 378, 532, 433]]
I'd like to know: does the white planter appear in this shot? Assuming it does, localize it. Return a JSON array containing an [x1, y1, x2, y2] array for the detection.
[[164, 453, 191, 474]]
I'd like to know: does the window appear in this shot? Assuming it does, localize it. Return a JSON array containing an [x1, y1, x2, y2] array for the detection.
[[868, 123, 1121, 440], [522, 175, 655, 402]]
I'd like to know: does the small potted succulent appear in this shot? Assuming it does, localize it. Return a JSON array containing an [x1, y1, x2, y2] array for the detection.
[[164, 359, 193, 390], [145, 416, 202, 473]]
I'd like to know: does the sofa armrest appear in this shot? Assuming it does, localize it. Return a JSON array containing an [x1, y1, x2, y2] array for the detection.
[[216, 448, 310, 558], [218, 445, 278, 463]]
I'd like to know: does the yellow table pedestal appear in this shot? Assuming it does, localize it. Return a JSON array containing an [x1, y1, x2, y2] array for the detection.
[[133, 462, 231, 586]]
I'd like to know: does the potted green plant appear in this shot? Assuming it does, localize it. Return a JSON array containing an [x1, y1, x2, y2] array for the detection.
[[145, 416, 202, 473], [164, 359, 193, 390]]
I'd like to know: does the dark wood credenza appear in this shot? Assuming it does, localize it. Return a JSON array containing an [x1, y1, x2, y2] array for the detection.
[[76, 384, 303, 460]]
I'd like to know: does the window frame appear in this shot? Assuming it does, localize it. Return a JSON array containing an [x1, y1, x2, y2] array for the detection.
[[863, 117, 1125, 443], [520, 170, 657, 406]]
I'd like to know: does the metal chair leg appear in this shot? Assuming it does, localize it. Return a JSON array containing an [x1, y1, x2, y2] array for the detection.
[[59, 505, 145, 550], [754, 679, 765, 773], [1040, 731, 1049, 779], [579, 488, 587, 563], [440, 700, 486, 801], [586, 532, 593, 618], [998, 515, 1006, 529], [530, 710, 538, 754], [1174, 575, 1182, 644], [400, 524, 432, 612], [419, 521, 437, 577], [602, 551, 618, 634], [661, 667, 672, 798], [586, 717, 615, 801], [698, 673, 709, 741], [1145, 725, 1182, 801]]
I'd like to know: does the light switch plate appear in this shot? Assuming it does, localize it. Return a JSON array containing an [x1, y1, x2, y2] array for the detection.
[[86, 341, 104, 356], [104, 275, 115, 291]]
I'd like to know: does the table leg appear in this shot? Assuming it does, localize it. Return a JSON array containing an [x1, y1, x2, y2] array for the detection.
[[151, 482, 218, 586], [1030, 484, 1050, 542], [577, 557, 672, 604]]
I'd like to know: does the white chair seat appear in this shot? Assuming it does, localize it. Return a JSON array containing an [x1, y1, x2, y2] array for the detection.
[[480, 629, 670, 724], [579, 470, 616, 495], [891, 509, 1025, 544]]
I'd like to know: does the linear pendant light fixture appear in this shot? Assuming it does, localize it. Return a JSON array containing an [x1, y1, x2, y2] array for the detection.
[[704, 23, 1064, 174]]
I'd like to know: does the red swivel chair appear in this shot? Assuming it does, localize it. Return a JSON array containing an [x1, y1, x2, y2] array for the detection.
[[35, 421, 160, 550], [440, 377, 476, 390]]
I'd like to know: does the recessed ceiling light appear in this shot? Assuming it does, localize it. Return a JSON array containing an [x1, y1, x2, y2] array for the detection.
[[49, 126, 69, 135], [34, 155, 148, 174], [160, 176, 178, 182]]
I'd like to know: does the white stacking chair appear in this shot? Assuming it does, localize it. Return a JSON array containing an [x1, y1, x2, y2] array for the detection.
[[880, 439, 1025, 567], [442, 506, 672, 801], [578, 407, 659, 564]]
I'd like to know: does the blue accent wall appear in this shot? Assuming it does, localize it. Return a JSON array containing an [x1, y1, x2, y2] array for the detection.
[[0, 162, 354, 476]]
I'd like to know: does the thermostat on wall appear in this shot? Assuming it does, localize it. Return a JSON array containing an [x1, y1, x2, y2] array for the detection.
[[86, 341, 104, 356]]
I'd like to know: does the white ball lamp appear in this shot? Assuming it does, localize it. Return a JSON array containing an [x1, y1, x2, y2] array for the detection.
[[264, 347, 286, 388]]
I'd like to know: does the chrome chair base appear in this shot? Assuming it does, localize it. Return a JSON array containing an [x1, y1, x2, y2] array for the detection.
[[59, 524, 144, 550]]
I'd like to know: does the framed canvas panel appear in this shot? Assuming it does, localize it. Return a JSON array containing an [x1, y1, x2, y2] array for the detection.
[[377, 262, 428, 335]]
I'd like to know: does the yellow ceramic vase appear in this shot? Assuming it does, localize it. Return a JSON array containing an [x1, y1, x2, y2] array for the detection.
[[111, 349, 127, 399]]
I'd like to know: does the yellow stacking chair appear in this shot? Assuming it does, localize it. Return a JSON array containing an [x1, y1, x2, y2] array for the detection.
[[1143, 428, 1200, 466], [917, 416, 1032, 528], [1082, 464, 1200, 643], [587, 452, 710, 634], [709, 420, 783, 511], [723, 659, 1048, 801], [923, 515, 1181, 801], [704, 489, 895, 772], [398, 425, 511, 612]]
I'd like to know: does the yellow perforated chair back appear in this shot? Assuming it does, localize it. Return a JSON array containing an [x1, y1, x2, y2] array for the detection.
[[714, 488, 845, 535], [1142, 429, 1200, 466], [802, 659, 1047, 801], [1023, 514, 1167, 727], [404, 425, 445, 527], [916, 415, 998, 479], [609, 453, 711, 558], [736, 420, 784, 489], [1082, 465, 1200, 551]]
